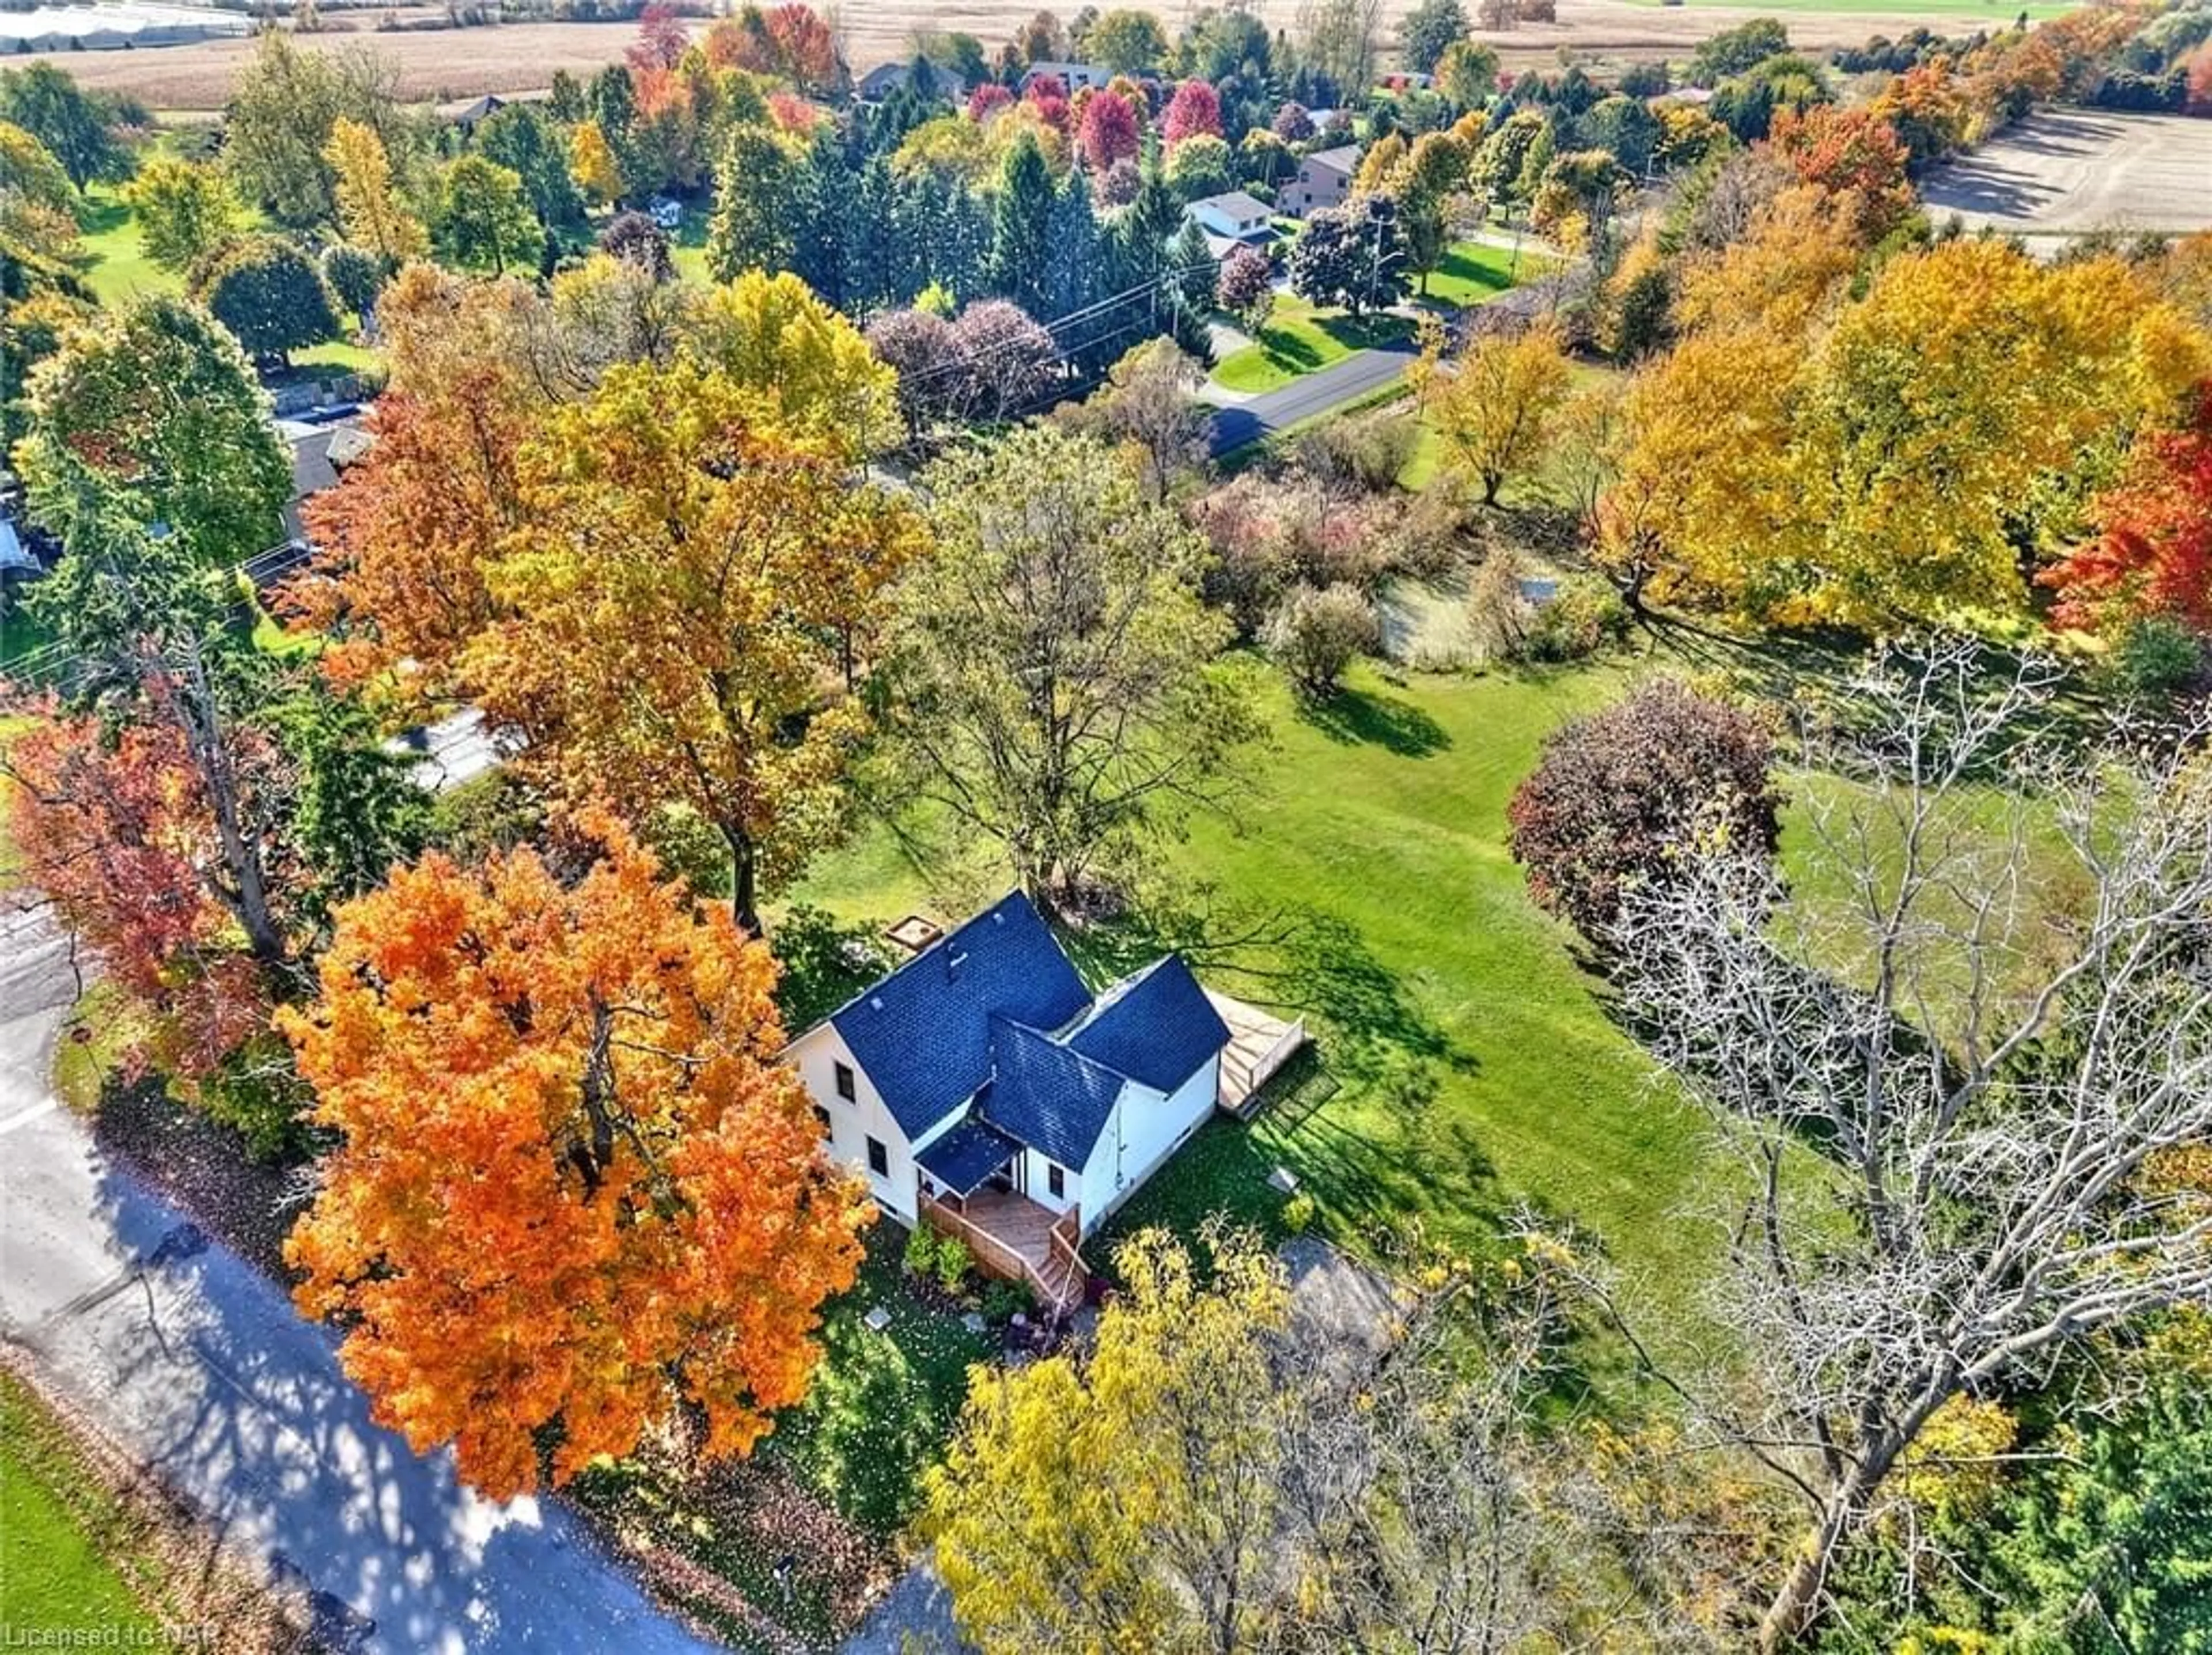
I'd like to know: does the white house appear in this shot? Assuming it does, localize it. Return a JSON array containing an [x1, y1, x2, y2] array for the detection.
[[1186, 190, 1276, 260], [787, 892, 1285, 1312], [1021, 59, 1114, 93]]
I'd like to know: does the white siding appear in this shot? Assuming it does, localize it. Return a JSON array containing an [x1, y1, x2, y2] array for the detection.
[[1075, 1056, 1221, 1237], [786, 1022, 929, 1224], [1023, 1146, 1078, 1216]]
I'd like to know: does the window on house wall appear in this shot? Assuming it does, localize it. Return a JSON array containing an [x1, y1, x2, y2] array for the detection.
[[813, 1105, 832, 1135], [1047, 1164, 1065, 1199], [834, 1061, 857, 1103], [868, 1136, 889, 1176]]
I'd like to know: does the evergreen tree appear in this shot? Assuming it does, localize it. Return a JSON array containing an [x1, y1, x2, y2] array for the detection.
[[787, 127, 853, 308], [1041, 167, 1102, 322], [986, 131, 1056, 315], [846, 152, 905, 315]]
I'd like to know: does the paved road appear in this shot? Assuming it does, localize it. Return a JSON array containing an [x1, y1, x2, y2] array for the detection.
[[0, 903, 728, 1655], [1205, 278, 1571, 459], [1207, 340, 1421, 457]]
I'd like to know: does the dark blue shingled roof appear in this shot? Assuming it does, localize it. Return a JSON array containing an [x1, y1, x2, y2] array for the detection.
[[830, 891, 1091, 1139], [1066, 956, 1232, 1096], [980, 1018, 1128, 1169], [915, 1116, 1025, 1196]]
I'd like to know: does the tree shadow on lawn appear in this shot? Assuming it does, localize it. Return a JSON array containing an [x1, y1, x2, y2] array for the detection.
[[1295, 683, 1451, 758], [1639, 614, 2119, 762], [1312, 311, 1412, 351], [1252, 324, 1327, 374]]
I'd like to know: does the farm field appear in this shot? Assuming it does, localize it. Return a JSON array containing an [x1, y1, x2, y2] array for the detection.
[[1919, 109, 2212, 238], [20, 0, 2078, 109]]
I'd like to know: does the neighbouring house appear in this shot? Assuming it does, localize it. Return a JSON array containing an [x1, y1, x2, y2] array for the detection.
[[279, 414, 374, 544], [857, 58, 959, 103], [1284, 143, 1361, 217], [786, 891, 1305, 1312], [1186, 190, 1277, 260], [1021, 59, 1114, 93], [442, 93, 506, 137]]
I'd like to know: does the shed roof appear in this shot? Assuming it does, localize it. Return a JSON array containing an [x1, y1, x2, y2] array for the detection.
[[916, 1116, 1025, 1196]]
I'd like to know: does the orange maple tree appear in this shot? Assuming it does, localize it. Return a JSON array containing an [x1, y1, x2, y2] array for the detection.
[[279, 810, 869, 1498], [2044, 382, 2212, 631]]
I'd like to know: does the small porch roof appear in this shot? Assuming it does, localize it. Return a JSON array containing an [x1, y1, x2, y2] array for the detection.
[[916, 1116, 1024, 1196]]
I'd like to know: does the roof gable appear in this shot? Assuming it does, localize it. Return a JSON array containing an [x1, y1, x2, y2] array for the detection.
[[830, 891, 1091, 1138], [980, 1018, 1128, 1168], [1067, 956, 1230, 1095]]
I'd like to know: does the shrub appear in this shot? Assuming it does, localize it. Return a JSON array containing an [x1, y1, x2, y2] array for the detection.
[[2109, 614, 2204, 701], [1521, 574, 1630, 661], [1508, 676, 1784, 942], [196, 1033, 312, 1163], [1293, 406, 1419, 494], [1282, 1190, 1317, 1233], [598, 209, 673, 281], [1465, 548, 1533, 662], [979, 1277, 1033, 1324], [934, 1233, 975, 1293], [904, 1224, 941, 1279], [1266, 582, 1382, 698]]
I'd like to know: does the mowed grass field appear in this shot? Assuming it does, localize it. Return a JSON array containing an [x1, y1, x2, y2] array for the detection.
[[0, 1369, 162, 1642], [65, 185, 379, 374], [791, 650, 1740, 1359]]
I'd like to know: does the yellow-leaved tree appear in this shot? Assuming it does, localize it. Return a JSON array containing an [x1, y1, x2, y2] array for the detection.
[[1412, 320, 1575, 507], [927, 1229, 1292, 1653], [325, 116, 427, 264], [464, 357, 924, 932]]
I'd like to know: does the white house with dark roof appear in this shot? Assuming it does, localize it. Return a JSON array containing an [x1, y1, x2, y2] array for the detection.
[[786, 891, 1303, 1311], [1185, 190, 1277, 261]]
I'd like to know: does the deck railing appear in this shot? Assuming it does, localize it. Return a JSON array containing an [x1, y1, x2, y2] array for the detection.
[[921, 1191, 1086, 1314]]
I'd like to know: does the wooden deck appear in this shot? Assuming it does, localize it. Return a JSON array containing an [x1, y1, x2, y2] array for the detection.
[[1208, 990, 1308, 1118], [921, 1187, 1088, 1314]]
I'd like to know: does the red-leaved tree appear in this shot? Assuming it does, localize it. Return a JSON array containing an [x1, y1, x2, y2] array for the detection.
[[1508, 678, 1784, 945], [1162, 79, 1224, 149], [1079, 89, 1142, 173], [2044, 382, 2212, 631], [5, 709, 274, 1078]]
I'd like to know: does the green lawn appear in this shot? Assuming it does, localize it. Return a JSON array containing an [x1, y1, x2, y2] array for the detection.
[[791, 654, 1739, 1366], [66, 188, 381, 378], [0, 1369, 164, 1643], [67, 188, 179, 308], [765, 1227, 992, 1537], [1417, 238, 1532, 309], [1213, 298, 1414, 394]]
